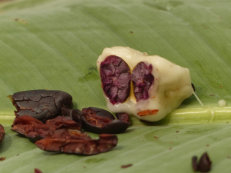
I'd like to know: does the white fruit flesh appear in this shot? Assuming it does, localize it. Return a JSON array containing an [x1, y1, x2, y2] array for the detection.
[[97, 46, 193, 122]]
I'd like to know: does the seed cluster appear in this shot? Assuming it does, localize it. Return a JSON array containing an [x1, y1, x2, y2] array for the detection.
[[100, 55, 154, 104]]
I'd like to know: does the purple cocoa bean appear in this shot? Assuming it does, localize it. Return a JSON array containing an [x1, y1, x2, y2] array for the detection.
[[131, 62, 154, 101], [100, 56, 131, 104]]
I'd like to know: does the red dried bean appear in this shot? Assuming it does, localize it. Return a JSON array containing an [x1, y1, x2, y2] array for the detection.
[[35, 134, 118, 155], [12, 115, 117, 155], [46, 116, 81, 131], [11, 116, 49, 139], [11, 116, 82, 140]]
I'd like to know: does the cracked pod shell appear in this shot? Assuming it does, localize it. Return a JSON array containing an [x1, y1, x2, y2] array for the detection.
[[97, 46, 193, 122]]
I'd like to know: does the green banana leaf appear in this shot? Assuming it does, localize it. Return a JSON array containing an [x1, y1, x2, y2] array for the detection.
[[0, 0, 231, 172]]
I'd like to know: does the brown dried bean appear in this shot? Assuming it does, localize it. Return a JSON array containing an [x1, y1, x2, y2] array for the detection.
[[11, 90, 73, 121], [61, 107, 82, 123], [81, 107, 130, 134]]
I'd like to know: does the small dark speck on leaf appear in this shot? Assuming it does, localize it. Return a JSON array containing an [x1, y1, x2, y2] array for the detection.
[[121, 164, 133, 168], [78, 66, 98, 82], [206, 144, 210, 147], [0, 157, 6, 161], [14, 18, 27, 24], [227, 155, 231, 159], [176, 130, 179, 133], [154, 136, 158, 139], [34, 168, 42, 173], [129, 31, 134, 34]]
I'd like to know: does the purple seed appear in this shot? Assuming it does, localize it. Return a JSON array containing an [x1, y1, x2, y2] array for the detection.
[[100, 56, 131, 104], [131, 62, 154, 101]]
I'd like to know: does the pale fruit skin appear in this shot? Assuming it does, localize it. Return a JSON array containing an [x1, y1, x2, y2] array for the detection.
[[97, 46, 193, 122]]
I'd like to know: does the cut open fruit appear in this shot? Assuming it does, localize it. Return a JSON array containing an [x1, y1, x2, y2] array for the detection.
[[97, 47, 194, 122]]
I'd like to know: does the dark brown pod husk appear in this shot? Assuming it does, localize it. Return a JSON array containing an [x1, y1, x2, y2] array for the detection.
[[81, 107, 130, 134], [0, 124, 5, 143], [10, 90, 73, 121]]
